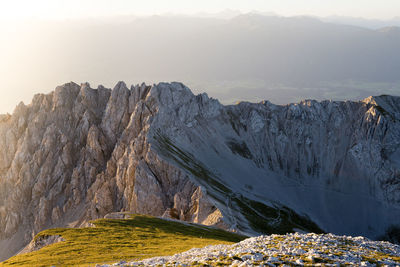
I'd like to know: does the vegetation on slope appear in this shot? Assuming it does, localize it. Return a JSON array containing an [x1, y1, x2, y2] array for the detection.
[[154, 131, 324, 235], [1, 215, 246, 267]]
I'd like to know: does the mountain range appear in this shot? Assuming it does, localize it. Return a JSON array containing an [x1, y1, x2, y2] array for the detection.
[[0, 82, 399, 261], [1, 13, 399, 114]]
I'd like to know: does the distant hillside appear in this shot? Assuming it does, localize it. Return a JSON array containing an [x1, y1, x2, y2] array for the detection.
[[1, 14, 399, 113]]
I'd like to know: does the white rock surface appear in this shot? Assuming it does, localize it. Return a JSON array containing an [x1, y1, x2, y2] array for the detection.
[[18, 235, 65, 255], [102, 233, 400, 266]]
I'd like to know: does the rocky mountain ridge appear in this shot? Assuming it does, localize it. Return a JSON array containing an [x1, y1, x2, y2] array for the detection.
[[0, 81, 399, 260]]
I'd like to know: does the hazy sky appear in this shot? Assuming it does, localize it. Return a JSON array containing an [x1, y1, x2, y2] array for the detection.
[[1, 0, 400, 114], [0, 0, 400, 20]]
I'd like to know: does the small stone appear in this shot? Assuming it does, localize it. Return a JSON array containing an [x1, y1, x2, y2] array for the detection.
[[268, 256, 279, 262], [307, 255, 314, 262], [252, 253, 264, 261], [295, 259, 304, 265], [230, 260, 242, 266], [238, 261, 251, 267]]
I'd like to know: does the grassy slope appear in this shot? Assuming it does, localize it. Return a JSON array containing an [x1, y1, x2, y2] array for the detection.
[[1, 215, 246, 267]]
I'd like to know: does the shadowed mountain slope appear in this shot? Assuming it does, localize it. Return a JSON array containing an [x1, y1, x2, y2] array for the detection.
[[0, 82, 399, 260]]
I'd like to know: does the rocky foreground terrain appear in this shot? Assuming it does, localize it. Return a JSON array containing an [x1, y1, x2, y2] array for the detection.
[[102, 232, 400, 266], [1, 81, 400, 260]]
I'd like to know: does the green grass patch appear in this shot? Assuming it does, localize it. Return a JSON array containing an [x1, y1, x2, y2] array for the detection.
[[1, 215, 246, 267], [232, 195, 324, 235]]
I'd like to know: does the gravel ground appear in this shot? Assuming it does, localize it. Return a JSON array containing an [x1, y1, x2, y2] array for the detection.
[[99, 233, 400, 266]]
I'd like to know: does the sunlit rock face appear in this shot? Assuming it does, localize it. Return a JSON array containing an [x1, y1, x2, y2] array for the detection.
[[0, 81, 399, 260]]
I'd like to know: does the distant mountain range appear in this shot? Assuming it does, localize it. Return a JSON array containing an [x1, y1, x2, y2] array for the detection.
[[1, 13, 399, 113], [322, 15, 400, 29], [178, 11, 400, 29]]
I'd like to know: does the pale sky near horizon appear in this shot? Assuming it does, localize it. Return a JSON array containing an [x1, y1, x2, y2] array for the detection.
[[0, 0, 399, 20], [1, 0, 400, 114]]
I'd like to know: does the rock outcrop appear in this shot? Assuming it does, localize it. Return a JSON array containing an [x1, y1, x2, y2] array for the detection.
[[0, 82, 399, 260], [18, 235, 65, 255]]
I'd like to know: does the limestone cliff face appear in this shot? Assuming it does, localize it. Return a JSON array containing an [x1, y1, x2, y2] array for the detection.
[[0, 82, 221, 260], [0, 82, 400, 260]]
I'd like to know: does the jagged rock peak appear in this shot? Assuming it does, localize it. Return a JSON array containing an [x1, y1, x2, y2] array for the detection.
[[362, 95, 400, 116], [0, 81, 399, 261], [0, 81, 223, 260]]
